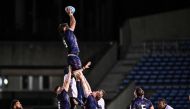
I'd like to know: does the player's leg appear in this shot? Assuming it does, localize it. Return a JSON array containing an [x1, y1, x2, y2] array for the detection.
[[67, 55, 85, 106], [76, 71, 92, 98], [67, 55, 82, 71], [76, 79, 85, 106]]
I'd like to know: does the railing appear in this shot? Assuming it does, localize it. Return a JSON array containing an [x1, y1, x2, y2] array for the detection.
[[142, 39, 190, 55]]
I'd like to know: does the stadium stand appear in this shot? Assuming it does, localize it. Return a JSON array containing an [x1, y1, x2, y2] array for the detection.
[[121, 39, 190, 109]]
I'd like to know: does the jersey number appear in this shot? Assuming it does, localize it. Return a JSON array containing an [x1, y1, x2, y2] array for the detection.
[[141, 105, 146, 109]]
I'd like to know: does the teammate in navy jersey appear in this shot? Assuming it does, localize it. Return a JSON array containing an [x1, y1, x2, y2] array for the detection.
[[54, 66, 72, 109], [130, 87, 154, 109], [75, 70, 105, 109], [64, 61, 91, 109], [57, 6, 86, 108], [57, 6, 82, 71]]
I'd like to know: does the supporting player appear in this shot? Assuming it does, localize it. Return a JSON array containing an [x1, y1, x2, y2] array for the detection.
[[130, 87, 154, 109], [54, 65, 72, 109], [76, 71, 105, 109]]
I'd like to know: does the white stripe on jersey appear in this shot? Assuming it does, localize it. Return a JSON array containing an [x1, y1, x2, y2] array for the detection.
[[62, 37, 68, 48], [58, 101, 60, 109]]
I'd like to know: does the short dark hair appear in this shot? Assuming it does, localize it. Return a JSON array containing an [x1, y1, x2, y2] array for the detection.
[[134, 87, 144, 97], [95, 89, 106, 101], [98, 89, 106, 96], [158, 98, 167, 104], [10, 99, 19, 109], [57, 23, 69, 33]]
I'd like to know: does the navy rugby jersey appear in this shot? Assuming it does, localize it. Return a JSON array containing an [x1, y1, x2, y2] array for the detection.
[[57, 90, 70, 109], [130, 97, 153, 109], [62, 29, 80, 54], [86, 95, 99, 109]]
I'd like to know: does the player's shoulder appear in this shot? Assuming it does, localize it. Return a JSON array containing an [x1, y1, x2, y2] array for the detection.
[[143, 97, 148, 100], [87, 94, 95, 101], [68, 28, 74, 32], [143, 97, 152, 104], [143, 97, 150, 101], [98, 98, 105, 103], [166, 105, 174, 109], [65, 28, 74, 34]]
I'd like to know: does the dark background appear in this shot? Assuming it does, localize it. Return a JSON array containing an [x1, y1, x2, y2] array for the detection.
[[0, 0, 190, 42]]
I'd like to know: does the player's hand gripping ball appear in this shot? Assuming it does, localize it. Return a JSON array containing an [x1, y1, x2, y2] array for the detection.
[[65, 6, 75, 14]]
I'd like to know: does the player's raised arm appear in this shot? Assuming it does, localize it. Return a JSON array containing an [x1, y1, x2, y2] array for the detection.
[[65, 6, 76, 31], [63, 65, 72, 92], [76, 71, 92, 98]]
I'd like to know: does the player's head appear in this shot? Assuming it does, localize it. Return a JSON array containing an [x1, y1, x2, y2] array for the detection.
[[57, 23, 69, 33], [134, 87, 144, 98], [94, 89, 105, 101], [158, 98, 167, 109], [10, 99, 23, 109]]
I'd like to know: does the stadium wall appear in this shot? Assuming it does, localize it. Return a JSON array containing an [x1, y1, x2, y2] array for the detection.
[[122, 8, 190, 44]]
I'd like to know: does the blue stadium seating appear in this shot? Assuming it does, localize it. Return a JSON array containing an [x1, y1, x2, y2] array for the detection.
[[124, 53, 190, 109]]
